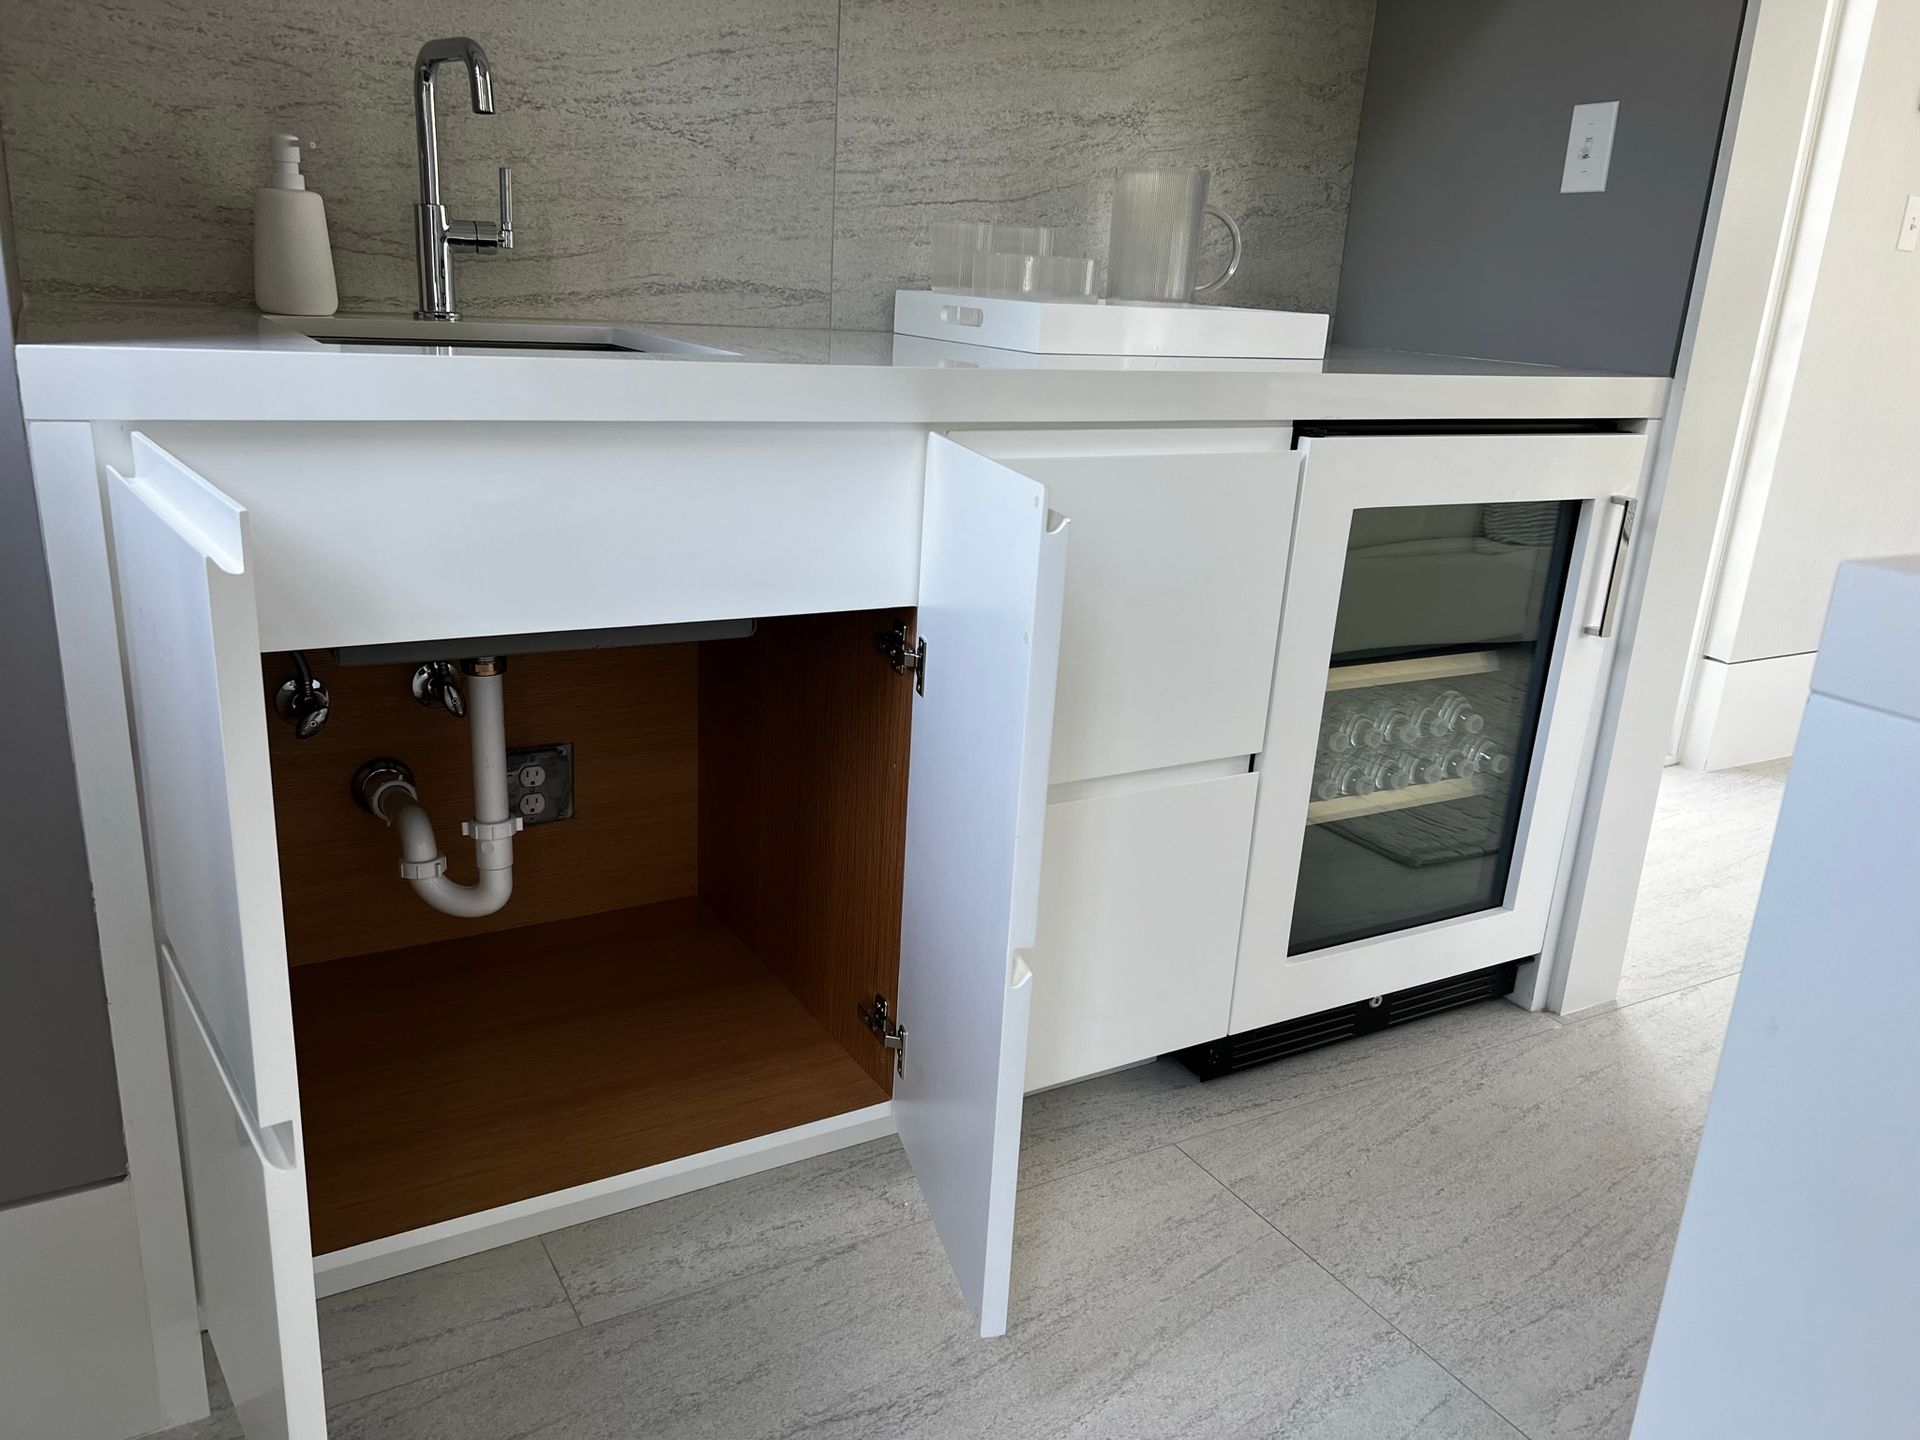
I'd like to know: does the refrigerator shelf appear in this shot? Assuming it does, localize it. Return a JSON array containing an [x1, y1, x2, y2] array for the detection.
[[1324, 649, 1503, 693], [1305, 774, 1487, 825]]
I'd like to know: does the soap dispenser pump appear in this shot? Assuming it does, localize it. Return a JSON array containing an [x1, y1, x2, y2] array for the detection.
[[254, 133, 339, 316]]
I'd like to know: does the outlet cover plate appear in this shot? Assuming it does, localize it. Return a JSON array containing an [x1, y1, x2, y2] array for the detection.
[[506, 742, 573, 824], [1562, 100, 1620, 194]]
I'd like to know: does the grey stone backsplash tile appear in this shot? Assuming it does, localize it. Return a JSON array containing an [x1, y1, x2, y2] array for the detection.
[[831, 0, 1376, 331], [0, 0, 840, 324], [0, 0, 1373, 329]]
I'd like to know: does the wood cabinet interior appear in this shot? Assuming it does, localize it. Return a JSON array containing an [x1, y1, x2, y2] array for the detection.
[[266, 646, 701, 965], [263, 611, 914, 1254]]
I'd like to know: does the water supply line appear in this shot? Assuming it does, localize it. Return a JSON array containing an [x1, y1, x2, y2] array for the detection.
[[352, 657, 519, 918]]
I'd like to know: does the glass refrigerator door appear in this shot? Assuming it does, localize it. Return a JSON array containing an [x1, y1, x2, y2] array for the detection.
[[1290, 499, 1579, 953]]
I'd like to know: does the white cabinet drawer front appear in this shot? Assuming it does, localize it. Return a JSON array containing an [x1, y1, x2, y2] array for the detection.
[[1025, 770, 1257, 1092], [951, 429, 1297, 785], [133, 423, 927, 652]]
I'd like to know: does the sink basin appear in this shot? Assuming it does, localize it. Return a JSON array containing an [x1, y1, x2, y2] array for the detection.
[[278, 315, 735, 357]]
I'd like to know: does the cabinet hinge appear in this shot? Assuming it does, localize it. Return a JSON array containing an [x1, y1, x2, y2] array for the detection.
[[872, 619, 926, 696], [858, 992, 908, 1076]]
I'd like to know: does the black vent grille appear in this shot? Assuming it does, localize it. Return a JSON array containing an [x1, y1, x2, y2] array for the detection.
[[1172, 961, 1522, 1081]]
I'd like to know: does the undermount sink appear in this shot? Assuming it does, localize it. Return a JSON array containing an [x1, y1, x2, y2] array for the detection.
[[278, 315, 735, 358]]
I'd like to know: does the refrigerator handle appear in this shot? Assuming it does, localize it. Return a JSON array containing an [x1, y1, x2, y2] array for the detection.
[[1583, 495, 1637, 639]]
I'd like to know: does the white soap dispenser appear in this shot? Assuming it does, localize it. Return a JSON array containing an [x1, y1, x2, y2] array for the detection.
[[254, 133, 339, 316]]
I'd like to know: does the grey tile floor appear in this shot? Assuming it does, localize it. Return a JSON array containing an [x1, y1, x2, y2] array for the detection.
[[163, 760, 1789, 1440]]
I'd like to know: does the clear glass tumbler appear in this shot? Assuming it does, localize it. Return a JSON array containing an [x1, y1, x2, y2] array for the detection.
[[931, 220, 992, 291], [1106, 167, 1243, 303], [972, 251, 1041, 297], [1030, 254, 1098, 300], [985, 224, 1053, 258]]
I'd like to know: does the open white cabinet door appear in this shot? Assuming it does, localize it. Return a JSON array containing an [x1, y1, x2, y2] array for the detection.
[[109, 433, 324, 1438], [896, 436, 1068, 1338]]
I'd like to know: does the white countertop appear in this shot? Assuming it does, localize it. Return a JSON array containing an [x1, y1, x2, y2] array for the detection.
[[12, 301, 1671, 426]]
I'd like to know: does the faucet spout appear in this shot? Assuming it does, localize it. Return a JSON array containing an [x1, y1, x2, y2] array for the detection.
[[414, 37, 495, 208], [411, 36, 515, 321], [417, 36, 495, 118]]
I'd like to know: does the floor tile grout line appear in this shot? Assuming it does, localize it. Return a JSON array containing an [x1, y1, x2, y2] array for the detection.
[[321, 1245, 593, 1412], [326, 1304, 610, 1414], [537, 1207, 935, 1334], [1176, 1140, 1536, 1440], [825, 0, 844, 323], [334, 1151, 965, 1410], [538, 1233, 585, 1329], [1017, 1123, 1277, 1200], [326, 1237, 755, 1413], [1554, 967, 1744, 1027], [332, 1184, 996, 1415]]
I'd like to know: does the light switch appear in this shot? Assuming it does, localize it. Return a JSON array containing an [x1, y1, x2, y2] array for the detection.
[[1561, 101, 1620, 194], [1899, 195, 1920, 253]]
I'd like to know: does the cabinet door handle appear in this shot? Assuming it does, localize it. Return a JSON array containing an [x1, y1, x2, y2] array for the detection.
[[1583, 495, 1637, 639]]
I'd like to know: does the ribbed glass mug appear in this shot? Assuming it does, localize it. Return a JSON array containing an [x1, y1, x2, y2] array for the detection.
[[1106, 167, 1243, 303]]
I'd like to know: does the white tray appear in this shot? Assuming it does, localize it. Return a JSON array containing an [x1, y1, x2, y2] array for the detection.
[[893, 289, 1329, 359]]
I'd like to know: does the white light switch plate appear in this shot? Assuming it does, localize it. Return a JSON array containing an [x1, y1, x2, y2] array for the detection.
[[1899, 195, 1920, 253], [1562, 101, 1620, 194]]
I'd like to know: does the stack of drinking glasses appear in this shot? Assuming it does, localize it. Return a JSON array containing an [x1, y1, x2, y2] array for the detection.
[[930, 221, 1098, 301], [1311, 685, 1513, 803]]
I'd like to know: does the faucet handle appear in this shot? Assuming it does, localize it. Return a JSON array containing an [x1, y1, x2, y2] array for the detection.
[[497, 166, 514, 249]]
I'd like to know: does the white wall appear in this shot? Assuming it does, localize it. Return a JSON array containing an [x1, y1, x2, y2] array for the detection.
[[1682, 0, 1920, 768]]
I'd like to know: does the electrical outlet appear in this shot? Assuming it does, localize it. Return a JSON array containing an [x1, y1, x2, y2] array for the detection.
[[506, 742, 573, 824], [1561, 101, 1620, 194], [1898, 195, 1920, 253]]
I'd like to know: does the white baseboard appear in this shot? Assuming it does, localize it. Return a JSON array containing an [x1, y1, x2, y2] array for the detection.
[[312, 1103, 896, 1297], [0, 1181, 168, 1440], [1679, 652, 1816, 770]]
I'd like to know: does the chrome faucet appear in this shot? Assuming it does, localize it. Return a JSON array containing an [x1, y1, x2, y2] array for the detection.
[[412, 37, 514, 320]]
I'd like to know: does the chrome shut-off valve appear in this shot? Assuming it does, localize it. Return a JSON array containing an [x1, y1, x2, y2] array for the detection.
[[411, 661, 466, 716], [273, 652, 331, 739]]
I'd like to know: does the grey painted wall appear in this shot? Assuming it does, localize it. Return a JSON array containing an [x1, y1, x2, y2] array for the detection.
[[0, 0, 1376, 329], [0, 127, 127, 1207], [1332, 0, 1746, 374]]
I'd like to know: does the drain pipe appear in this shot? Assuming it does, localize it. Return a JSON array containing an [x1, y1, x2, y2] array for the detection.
[[352, 657, 519, 918]]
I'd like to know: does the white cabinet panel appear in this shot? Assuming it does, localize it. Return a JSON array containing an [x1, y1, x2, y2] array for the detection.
[[164, 960, 324, 1440], [950, 429, 1296, 784], [895, 436, 1068, 1339], [1025, 772, 1258, 1092], [107, 434, 298, 1133], [134, 423, 926, 652], [108, 432, 325, 1438]]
